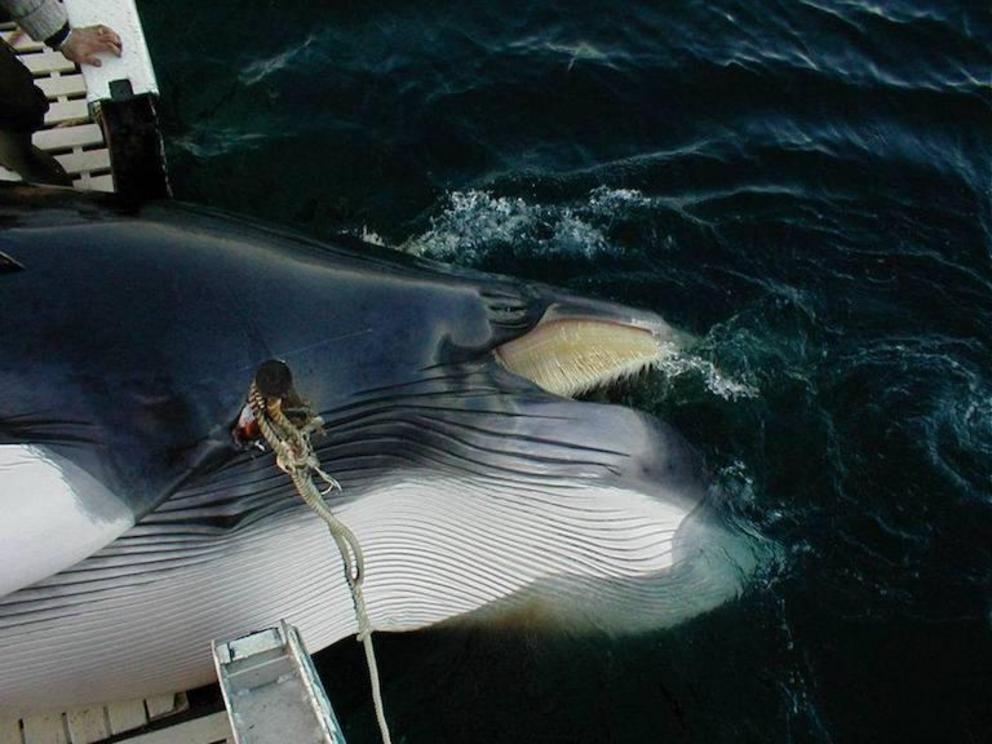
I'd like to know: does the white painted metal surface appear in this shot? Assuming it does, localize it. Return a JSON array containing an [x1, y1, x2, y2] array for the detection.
[[63, 0, 159, 102]]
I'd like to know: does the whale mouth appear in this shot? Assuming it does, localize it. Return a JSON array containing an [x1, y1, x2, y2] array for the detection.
[[494, 317, 664, 398]]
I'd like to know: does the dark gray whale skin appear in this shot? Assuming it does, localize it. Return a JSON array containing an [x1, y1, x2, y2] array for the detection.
[[0, 183, 699, 529]]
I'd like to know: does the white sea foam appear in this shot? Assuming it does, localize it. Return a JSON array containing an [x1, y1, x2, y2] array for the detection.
[[172, 129, 268, 159], [405, 191, 539, 261], [359, 226, 388, 247], [405, 188, 650, 262], [656, 341, 759, 400], [586, 185, 656, 213], [240, 33, 320, 86]]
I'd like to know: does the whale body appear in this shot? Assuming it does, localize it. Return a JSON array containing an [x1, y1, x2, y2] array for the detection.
[[0, 185, 755, 713]]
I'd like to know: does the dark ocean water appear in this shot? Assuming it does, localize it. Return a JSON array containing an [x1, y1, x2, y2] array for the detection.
[[141, 2, 991, 741]]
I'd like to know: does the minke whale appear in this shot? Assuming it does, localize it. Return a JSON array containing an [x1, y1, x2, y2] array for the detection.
[[0, 184, 757, 714]]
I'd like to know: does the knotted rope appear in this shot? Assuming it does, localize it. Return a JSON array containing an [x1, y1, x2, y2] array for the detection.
[[247, 379, 393, 744]]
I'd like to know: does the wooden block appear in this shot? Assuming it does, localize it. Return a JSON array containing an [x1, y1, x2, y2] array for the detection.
[[36, 74, 87, 100], [143, 694, 180, 721], [1, 30, 44, 52], [20, 52, 76, 75], [34, 123, 104, 152], [43, 99, 89, 126], [107, 699, 147, 735], [55, 148, 111, 175], [80, 173, 115, 193], [20, 714, 66, 744], [117, 712, 232, 744], [174, 692, 190, 714], [65, 709, 108, 744], [0, 717, 23, 744]]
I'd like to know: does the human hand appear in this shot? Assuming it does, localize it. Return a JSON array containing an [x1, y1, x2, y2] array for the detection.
[[60, 25, 123, 67]]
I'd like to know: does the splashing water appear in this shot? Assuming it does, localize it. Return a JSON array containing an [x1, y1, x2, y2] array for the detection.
[[405, 188, 757, 402], [656, 340, 759, 401], [404, 189, 619, 262]]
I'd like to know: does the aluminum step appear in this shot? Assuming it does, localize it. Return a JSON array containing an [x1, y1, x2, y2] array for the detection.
[[213, 622, 347, 744]]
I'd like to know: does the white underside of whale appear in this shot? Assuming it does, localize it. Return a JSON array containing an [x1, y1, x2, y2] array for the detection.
[[0, 445, 134, 598], [0, 468, 716, 714]]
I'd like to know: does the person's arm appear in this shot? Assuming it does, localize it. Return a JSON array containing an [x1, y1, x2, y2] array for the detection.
[[0, 0, 121, 66], [0, 0, 67, 47]]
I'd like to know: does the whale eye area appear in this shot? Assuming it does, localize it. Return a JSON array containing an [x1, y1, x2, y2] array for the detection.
[[494, 319, 662, 398]]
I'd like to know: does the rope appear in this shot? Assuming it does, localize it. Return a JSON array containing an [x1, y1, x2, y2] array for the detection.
[[247, 382, 394, 744]]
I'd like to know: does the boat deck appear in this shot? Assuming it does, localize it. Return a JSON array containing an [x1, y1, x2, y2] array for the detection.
[[0, 694, 232, 744], [0, 22, 115, 191]]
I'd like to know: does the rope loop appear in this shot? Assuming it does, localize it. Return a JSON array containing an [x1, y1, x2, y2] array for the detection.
[[247, 378, 392, 744]]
